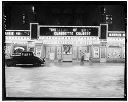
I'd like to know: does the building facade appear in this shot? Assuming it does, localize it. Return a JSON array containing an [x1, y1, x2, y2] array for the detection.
[[5, 23, 125, 63]]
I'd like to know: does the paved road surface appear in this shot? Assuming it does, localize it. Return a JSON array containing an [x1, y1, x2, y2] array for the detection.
[[5, 63, 125, 98]]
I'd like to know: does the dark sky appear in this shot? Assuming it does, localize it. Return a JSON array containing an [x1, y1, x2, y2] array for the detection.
[[3, 1, 126, 31]]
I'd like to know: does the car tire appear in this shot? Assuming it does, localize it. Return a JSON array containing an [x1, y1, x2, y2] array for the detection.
[[34, 63, 39, 67], [37, 63, 41, 67], [6, 61, 13, 67], [7, 63, 11, 67], [13, 63, 16, 67]]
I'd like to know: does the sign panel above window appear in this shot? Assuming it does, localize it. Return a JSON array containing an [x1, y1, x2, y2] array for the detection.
[[40, 26, 99, 36], [108, 33, 125, 37], [5, 30, 30, 36], [108, 31, 125, 37]]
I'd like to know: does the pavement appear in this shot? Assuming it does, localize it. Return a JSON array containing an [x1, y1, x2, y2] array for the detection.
[[5, 62, 125, 98]]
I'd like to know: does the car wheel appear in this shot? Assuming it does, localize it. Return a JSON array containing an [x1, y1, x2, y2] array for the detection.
[[34, 63, 39, 67], [7, 61, 13, 67], [38, 63, 41, 67], [13, 63, 16, 67], [6, 63, 11, 67], [37, 63, 41, 67]]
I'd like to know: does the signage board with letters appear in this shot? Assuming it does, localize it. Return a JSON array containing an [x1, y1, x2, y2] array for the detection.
[[40, 27, 99, 36]]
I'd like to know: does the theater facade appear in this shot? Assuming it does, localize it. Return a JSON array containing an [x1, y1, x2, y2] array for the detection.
[[5, 23, 125, 63]]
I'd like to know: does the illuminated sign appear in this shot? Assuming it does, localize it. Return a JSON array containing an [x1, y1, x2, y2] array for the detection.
[[5, 30, 30, 36], [108, 31, 125, 37], [108, 33, 125, 37], [40, 27, 99, 36]]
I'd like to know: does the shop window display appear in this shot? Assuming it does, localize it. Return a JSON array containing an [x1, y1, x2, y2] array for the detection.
[[93, 47, 99, 58], [107, 47, 121, 58]]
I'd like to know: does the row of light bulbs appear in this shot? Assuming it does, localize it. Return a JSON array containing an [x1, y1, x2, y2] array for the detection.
[[107, 38, 125, 41], [109, 33, 125, 37], [42, 40, 100, 44], [6, 36, 30, 40], [39, 36, 99, 40]]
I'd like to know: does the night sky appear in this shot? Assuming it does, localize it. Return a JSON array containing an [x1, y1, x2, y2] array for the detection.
[[3, 1, 126, 31]]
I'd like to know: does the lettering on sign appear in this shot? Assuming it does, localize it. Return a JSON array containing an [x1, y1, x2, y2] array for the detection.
[[40, 27, 99, 36]]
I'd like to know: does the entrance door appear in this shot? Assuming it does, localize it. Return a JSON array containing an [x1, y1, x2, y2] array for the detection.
[[100, 47, 106, 62]]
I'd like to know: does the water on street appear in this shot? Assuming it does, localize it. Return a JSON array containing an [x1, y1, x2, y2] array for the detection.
[[5, 62, 125, 98]]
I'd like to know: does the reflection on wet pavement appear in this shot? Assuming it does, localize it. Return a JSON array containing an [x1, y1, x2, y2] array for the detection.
[[5, 63, 125, 98]]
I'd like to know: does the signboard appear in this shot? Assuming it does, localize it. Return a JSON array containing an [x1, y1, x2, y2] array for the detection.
[[31, 24, 38, 39], [108, 33, 125, 37], [100, 24, 107, 39], [40, 27, 99, 36], [5, 31, 30, 36], [108, 31, 125, 37], [93, 47, 99, 58]]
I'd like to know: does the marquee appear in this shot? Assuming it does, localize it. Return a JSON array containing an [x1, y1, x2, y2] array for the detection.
[[39, 26, 99, 36]]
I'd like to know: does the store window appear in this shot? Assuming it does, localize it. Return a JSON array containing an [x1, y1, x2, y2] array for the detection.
[[107, 46, 121, 58], [93, 47, 99, 58]]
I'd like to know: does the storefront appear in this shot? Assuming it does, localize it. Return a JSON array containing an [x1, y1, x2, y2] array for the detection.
[[42, 44, 91, 62], [38, 25, 100, 62], [5, 24, 125, 63]]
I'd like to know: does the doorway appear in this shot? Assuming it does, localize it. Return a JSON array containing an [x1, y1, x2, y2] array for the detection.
[[100, 47, 106, 62]]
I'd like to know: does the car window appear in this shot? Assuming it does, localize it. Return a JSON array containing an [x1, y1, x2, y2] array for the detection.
[[21, 52, 34, 56]]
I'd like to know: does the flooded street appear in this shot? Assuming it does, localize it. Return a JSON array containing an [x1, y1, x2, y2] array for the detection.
[[5, 63, 125, 98]]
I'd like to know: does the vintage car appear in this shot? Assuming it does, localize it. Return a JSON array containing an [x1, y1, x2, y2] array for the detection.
[[6, 52, 45, 67]]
